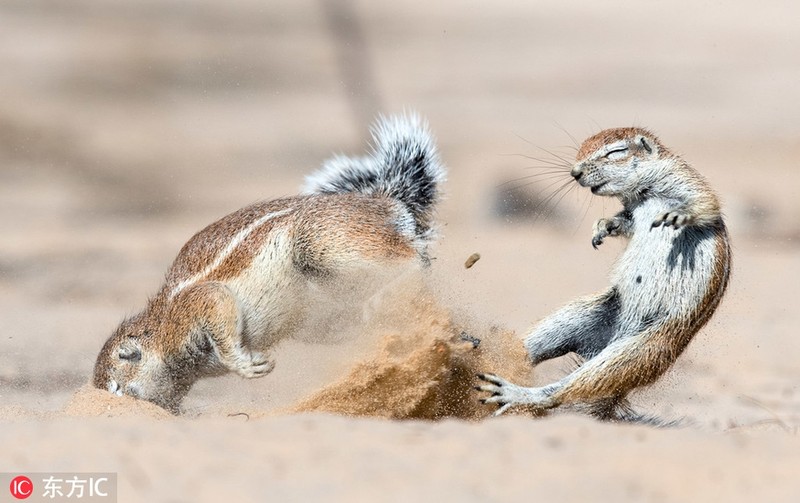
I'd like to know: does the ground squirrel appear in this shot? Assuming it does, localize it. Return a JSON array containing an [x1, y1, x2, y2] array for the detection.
[[93, 114, 446, 413], [478, 127, 731, 421]]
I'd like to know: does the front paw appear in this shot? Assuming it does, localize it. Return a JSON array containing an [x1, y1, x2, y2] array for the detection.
[[591, 218, 621, 249], [652, 211, 694, 229], [235, 350, 275, 378]]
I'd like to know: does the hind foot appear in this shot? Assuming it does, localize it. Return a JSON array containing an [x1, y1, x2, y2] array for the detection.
[[475, 373, 555, 416]]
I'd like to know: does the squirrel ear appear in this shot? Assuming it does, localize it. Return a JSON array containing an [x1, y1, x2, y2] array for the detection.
[[636, 135, 654, 155]]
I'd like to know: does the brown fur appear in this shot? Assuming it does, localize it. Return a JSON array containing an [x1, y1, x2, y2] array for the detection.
[[162, 194, 416, 294], [93, 192, 425, 412], [93, 112, 446, 413], [576, 127, 665, 160]]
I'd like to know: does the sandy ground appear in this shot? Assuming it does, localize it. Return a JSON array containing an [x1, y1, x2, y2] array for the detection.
[[1, 0, 799, 501]]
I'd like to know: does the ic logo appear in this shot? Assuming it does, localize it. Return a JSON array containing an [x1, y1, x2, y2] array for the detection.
[[10, 475, 33, 500]]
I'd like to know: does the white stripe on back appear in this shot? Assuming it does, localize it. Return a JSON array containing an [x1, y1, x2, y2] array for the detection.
[[169, 207, 294, 299]]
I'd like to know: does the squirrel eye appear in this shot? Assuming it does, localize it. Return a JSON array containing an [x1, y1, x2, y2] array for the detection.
[[118, 346, 142, 362], [605, 148, 628, 160]]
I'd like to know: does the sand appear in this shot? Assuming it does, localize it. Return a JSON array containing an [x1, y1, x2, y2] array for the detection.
[[290, 282, 533, 420], [55, 276, 534, 422], [2, 0, 800, 501]]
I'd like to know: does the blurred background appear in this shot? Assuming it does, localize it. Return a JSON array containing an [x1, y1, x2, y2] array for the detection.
[[1, 0, 798, 425]]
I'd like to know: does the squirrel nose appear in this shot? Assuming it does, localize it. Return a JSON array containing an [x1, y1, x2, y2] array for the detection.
[[570, 166, 583, 180]]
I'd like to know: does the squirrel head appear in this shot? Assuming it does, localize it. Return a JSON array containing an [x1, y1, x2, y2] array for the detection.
[[92, 312, 204, 414], [571, 127, 671, 201]]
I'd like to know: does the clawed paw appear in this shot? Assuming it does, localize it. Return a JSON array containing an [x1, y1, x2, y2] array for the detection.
[[591, 233, 606, 250], [652, 211, 693, 229], [475, 373, 518, 416], [591, 218, 621, 249], [476, 374, 556, 416], [108, 379, 124, 397], [236, 351, 275, 378]]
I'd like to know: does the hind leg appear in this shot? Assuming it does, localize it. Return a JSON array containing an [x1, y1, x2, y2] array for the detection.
[[524, 288, 619, 364], [477, 288, 619, 415]]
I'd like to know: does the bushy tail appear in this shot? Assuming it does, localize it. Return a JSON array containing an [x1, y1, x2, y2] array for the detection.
[[303, 113, 446, 239]]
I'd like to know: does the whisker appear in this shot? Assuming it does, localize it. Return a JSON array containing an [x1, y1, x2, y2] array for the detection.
[[525, 152, 573, 171], [535, 145, 573, 166], [503, 153, 571, 169], [542, 179, 572, 194], [512, 132, 539, 149], [573, 189, 594, 235], [553, 121, 580, 149], [497, 172, 571, 188], [512, 133, 575, 165], [549, 182, 579, 217], [530, 179, 575, 223], [520, 172, 572, 181], [499, 129, 587, 226], [520, 167, 572, 173], [520, 169, 572, 177], [523, 175, 573, 195]]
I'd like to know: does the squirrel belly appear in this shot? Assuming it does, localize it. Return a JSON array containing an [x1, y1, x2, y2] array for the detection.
[[613, 197, 727, 326]]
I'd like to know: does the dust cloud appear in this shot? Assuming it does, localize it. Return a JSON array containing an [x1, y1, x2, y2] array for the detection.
[[58, 270, 533, 420]]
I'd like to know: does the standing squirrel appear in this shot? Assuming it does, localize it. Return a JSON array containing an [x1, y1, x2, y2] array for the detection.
[[478, 127, 731, 421], [93, 114, 446, 413]]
